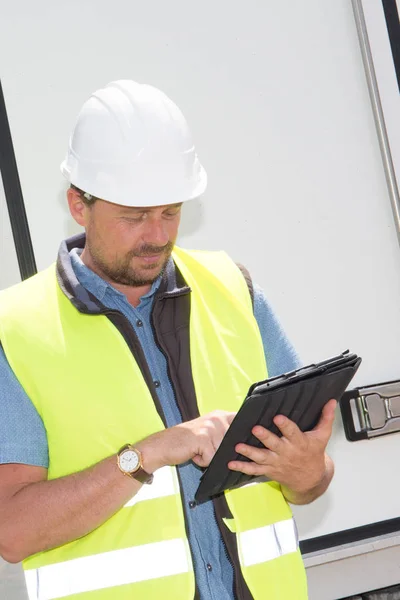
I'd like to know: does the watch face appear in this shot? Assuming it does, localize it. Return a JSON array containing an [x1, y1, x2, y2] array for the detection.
[[119, 449, 140, 473]]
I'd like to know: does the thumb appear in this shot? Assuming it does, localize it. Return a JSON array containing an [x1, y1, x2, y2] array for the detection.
[[192, 454, 209, 468], [312, 399, 337, 439]]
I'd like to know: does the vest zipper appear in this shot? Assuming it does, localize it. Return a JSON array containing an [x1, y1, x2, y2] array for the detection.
[[221, 524, 239, 600], [212, 497, 244, 600]]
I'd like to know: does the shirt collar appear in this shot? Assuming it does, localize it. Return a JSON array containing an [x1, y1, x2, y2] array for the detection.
[[69, 247, 163, 304]]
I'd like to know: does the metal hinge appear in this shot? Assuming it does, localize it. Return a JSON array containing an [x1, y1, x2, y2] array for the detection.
[[340, 380, 400, 441]]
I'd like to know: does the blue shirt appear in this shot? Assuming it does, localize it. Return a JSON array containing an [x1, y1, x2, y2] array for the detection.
[[0, 250, 300, 600]]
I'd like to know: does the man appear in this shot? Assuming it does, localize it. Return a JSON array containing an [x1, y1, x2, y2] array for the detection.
[[0, 80, 335, 600]]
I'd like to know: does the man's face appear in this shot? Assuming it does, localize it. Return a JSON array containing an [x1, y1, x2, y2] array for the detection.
[[83, 199, 182, 286]]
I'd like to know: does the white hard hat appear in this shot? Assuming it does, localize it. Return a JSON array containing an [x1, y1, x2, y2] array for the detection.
[[61, 80, 207, 207]]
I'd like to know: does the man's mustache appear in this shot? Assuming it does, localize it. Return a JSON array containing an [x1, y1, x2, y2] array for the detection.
[[131, 242, 174, 257]]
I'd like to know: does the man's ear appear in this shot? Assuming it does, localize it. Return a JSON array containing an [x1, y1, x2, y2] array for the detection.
[[67, 188, 89, 227]]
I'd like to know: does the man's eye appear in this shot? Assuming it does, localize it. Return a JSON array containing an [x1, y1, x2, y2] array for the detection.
[[123, 215, 144, 222]]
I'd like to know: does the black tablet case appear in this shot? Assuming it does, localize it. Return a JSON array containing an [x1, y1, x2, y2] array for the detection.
[[195, 351, 361, 503]]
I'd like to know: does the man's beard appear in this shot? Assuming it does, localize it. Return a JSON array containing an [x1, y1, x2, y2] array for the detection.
[[88, 241, 174, 287]]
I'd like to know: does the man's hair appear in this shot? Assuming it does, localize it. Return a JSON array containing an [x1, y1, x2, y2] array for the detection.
[[70, 184, 97, 206]]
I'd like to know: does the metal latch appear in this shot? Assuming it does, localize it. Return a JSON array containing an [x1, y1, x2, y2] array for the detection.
[[340, 380, 400, 441]]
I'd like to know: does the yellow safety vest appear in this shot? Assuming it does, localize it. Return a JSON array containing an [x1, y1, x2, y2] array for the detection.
[[0, 247, 307, 600]]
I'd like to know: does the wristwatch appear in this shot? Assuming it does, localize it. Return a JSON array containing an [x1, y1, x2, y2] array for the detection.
[[117, 444, 154, 484]]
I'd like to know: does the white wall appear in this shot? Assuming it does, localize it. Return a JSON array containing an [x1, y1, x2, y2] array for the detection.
[[1, 0, 400, 541]]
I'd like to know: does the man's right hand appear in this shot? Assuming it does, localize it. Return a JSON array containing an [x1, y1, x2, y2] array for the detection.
[[137, 410, 236, 472]]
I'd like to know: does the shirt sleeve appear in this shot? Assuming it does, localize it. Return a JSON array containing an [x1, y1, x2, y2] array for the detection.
[[0, 345, 49, 467], [253, 283, 302, 377]]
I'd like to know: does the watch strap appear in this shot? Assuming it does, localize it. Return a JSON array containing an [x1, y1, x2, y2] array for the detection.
[[133, 468, 154, 485]]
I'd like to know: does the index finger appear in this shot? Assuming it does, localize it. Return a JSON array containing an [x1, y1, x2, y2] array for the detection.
[[273, 414, 303, 442]]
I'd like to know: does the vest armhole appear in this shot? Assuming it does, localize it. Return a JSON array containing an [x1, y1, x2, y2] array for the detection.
[[235, 263, 254, 311]]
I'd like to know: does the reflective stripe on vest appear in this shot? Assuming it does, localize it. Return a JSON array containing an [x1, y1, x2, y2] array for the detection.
[[24, 518, 298, 600], [239, 518, 298, 567], [25, 538, 191, 600]]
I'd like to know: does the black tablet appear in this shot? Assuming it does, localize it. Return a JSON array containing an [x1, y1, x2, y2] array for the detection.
[[195, 350, 361, 503]]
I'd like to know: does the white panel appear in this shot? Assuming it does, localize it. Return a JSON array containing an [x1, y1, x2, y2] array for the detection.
[[305, 533, 400, 599], [0, 0, 399, 548]]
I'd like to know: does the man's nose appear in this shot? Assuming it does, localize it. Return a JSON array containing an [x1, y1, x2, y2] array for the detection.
[[141, 218, 169, 248]]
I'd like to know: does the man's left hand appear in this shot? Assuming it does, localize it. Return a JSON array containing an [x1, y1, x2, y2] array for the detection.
[[228, 398, 337, 504]]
